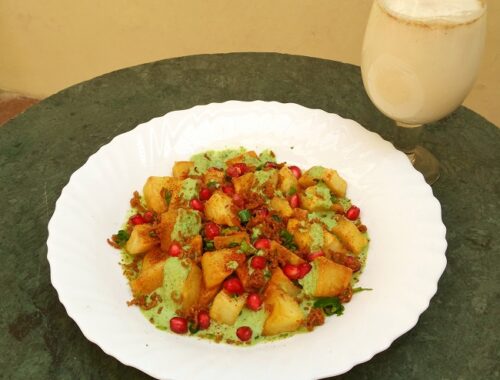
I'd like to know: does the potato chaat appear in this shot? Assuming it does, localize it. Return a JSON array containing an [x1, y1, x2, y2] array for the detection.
[[108, 148, 370, 345]]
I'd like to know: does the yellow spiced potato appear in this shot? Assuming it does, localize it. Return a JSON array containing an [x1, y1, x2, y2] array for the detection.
[[172, 161, 194, 178], [201, 249, 245, 288], [109, 148, 369, 344], [301, 256, 352, 297], [143, 176, 180, 214], [131, 258, 166, 295], [263, 289, 304, 336], [278, 166, 298, 195], [210, 290, 247, 325], [125, 224, 159, 255], [331, 217, 368, 255], [213, 232, 250, 250], [270, 196, 294, 218], [204, 191, 238, 226], [299, 166, 347, 197]]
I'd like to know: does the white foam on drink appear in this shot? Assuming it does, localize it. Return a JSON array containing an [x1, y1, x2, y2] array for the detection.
[[379, 0, 485, 24]]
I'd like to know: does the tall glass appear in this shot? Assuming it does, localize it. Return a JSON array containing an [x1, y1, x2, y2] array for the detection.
[[361, 0, 487, 184]]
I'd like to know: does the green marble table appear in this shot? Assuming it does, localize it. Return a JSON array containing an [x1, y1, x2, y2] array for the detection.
[[1, 53, 498, 379]]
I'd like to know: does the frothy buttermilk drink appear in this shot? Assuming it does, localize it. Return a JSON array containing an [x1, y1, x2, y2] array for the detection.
[[361, 0, 486, 125]]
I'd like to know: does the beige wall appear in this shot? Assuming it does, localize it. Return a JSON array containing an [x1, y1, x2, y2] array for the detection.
[[1, 0, 498, 125]]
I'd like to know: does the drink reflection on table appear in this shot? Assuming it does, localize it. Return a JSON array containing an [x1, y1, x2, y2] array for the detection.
[[361, 0, 487, 184]]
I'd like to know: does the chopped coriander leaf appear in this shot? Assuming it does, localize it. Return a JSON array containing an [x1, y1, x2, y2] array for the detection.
[[204, 240, 215, 251], [207, 180, 219, 190], [288, 187, 297, 196], [280, 230, 297, 251], [240, 240, 256, 254], [148, 230, 157, 238], [164, 190, 172, 206], [228, 242, 241, 248], [313, 297, 344, 316], [251, 227, 261, 241], [352, 287, 373, 294], [271, 214, 282, 222], [113, 230, 129, 247], [189, 322, 199, 334], [238, 209, 251, 223]]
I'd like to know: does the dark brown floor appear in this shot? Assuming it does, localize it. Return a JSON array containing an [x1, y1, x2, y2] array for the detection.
[[0, 92, 40, 126]]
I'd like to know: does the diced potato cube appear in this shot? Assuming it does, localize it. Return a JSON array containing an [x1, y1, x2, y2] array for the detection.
[[198, 283, 221, 308], [143, 176, 180, 214], [253, 169, 279, 198], [286, 219, 311, 252], [130, 258, 166, 295], [187, 234, 203, 259], [125, 224, 159, 255], [323, 169, 347, 197], [141, 247, 167, 272], [292, 207, 309, 220], [214, 232, 249, 250], [203, 168, 225, 186], [180, 261, 203, 313], [270, 196, 294, 218], [233, 172, 255, 195], [172, 161, 194, 179], [209, 290, 247, 325], [305, 256, 352, 297], [323, 230, 347, 254], [204, 191, 239, 226], [262, 289, 304, 336], [159, 207, 178, 251], [278, 166, 298, 195], [264, 267, 300, 298], [299, 183, 333, 212], [201, 249, 246, 288], [235, 264, 251, 290], [299, 166, 347, 197], [226, 151, 258, 167], [270, 240, 305, 265], [331, 217, 368, 255]]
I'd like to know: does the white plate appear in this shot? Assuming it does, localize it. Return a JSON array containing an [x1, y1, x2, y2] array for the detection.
[[47, 101, 447, 380]]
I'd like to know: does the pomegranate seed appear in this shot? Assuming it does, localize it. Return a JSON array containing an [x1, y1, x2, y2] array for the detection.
[[246, 293, 263, 311], [236, 326, 253, 341], [283, 264, 300, 280], [130, 214, 145, 225], [232, 194, 245, 208], [169, 243, 182, 257], [345, 206, 360, 220], [223, 277, 244, 295], [226, 165, 242, 178], [251, 255, 267, 270], [289, 165, 302, 179], [255, 207, 269, 218], [254, 238, 271, 250], [197, 311, 211, 330], [190, 198, 204, 211], [289, 194, 300, 208], [308, 251, 325, 261], [204, 222, 220, 239], [298, 262, 312, 278], [170, 317, 188, 334], [222, 184, 235, 196], [265, 162, 279, 169], [233, 163, 249, 174], [199, 187, 212, 201], [143, 211, 154, 223]]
